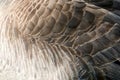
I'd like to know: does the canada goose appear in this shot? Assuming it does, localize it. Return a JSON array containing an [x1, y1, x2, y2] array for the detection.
[[0, 0, 120, 80]]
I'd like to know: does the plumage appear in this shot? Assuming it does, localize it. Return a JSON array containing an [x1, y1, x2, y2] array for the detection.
[[0, 0, 120, 80]]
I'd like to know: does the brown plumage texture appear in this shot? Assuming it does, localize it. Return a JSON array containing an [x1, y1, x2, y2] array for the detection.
[[0, 0, 120, 80]]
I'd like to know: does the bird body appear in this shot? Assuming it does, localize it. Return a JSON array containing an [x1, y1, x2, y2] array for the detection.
[[0, 0, 120, 80]]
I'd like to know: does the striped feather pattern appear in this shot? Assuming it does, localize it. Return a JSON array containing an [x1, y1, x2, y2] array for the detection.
[[0, 0, 120, 80]]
